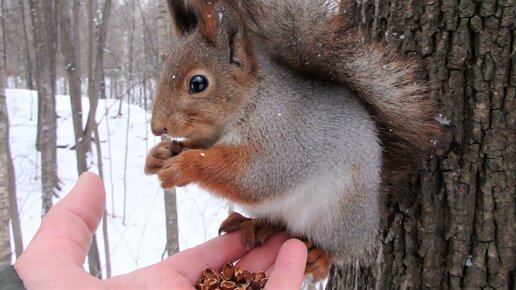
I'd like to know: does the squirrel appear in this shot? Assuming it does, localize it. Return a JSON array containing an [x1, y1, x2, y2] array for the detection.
[[144, 0, 441, 281]]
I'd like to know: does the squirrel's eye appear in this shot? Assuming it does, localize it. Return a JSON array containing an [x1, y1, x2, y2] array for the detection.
[[189, 75, 208, 94]]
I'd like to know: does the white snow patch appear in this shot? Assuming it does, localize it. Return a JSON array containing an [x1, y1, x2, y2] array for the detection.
[[435, 113, 451, 126], [7, 89, 228, 276]]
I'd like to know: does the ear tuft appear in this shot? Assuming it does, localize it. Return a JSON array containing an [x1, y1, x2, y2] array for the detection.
[[194, 0, 219, 43], [167, 0, 198, 37]]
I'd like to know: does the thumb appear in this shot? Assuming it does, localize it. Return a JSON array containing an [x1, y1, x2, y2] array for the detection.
[[265, 239, 307, 290], [17, 172, 106, 269]]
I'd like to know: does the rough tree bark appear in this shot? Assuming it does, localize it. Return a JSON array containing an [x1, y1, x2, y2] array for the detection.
[[327, 1, 515, 290]]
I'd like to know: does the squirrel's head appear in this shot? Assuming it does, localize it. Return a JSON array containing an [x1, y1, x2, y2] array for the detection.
[[151, 0, 257, 148]]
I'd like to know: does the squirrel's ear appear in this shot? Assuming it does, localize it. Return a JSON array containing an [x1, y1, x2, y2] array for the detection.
[[215, 3, 254, 68], [190, 0, 219, 44], [188, 1, 253, 67], [167, 0, 198, 37]]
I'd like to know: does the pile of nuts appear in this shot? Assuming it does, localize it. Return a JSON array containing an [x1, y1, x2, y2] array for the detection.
[[196, 263, 268, 290]]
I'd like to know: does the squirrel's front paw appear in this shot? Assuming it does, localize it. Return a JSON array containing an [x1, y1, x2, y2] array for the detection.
[[144, 140, 184, 175], [158, 154, 192, 188]]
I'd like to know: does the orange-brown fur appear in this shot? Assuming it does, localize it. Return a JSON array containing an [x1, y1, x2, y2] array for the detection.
[[305, 244, 332, 281], [218, 212, 332, 280], [156, 144, 259, 205], [219, 212, 283, 247], [194, 0, 219, 43]]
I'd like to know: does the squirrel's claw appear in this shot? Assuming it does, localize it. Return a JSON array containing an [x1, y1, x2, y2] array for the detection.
[[219, 212, 281, 249], [218, 212, 251, 236]]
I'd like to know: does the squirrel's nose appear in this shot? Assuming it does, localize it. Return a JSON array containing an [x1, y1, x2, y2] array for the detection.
[[151, 119, 167, 136]]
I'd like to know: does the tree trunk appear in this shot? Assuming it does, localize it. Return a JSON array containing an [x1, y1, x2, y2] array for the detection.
[[93, 124, 111, 278], [86, 0, 94, 155], [83, 0, 112, 153], [18, 0, 33, 90], [72, 0, 80, 64], [122, 0, 136, 225], [83, 0, 112, 278], [29, 0, 58, 215], [163, 189, 179, 257], [0, 1, 13, 264], [58, 0, 87, 175], [0, 0, 24, 260], [7, 137, 22, 259], [157, 0, 172, 75], [157, 1, 180, 257], [327, 1, 515, 289]]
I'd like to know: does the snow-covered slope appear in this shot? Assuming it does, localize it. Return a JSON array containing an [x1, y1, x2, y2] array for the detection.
[[7, 89, 229, 276]]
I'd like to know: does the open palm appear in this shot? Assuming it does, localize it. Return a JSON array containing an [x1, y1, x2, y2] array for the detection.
[[14, 173, 307, 290]]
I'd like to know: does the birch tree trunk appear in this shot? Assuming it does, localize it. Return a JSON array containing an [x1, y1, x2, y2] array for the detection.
[[327, 1, 515, 289]]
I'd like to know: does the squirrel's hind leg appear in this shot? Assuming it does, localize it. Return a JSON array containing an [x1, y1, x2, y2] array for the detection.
[[219, 212, 332, 281], [219, 212, 284, 249], [303, 239, 332, 281]]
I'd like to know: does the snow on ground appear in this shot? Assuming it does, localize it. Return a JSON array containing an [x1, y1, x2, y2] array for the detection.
[[7, 89, 229, 276]]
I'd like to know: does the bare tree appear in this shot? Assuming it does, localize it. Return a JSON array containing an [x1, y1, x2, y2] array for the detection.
[[163, 188, 179, 257], [0, 0, 13, 264], [327, 1, 515, 289], [59, 0, 87, 175], [91, 124, 112, 278], [28, 0, 59, 215], [83, 0, 112, 153], [7, 134, 22, 259], [157, 0, 179, 257], [122, 0, 136, 225], [85, 0, 94, 153], [0, 0, 23, 261], [58, 0, 106, 278], [18, 0, 33, 89], [84, 0, 113, 279]]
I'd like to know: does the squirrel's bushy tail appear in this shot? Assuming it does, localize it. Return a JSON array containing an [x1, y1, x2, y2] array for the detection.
[[238, 0, 442, 172]]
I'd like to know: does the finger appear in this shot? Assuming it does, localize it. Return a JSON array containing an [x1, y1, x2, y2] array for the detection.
[[24, 172, 106, 266], [236, 233, 289, 273], [161, 232, 250, 284], [265, 239, 307, 290]]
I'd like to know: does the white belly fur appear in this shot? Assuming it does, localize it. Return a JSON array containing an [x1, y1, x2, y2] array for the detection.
[[241, 172, 351, 243]]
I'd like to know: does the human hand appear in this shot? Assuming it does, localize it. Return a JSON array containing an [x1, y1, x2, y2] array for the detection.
[[14, 172, 307, 290]]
